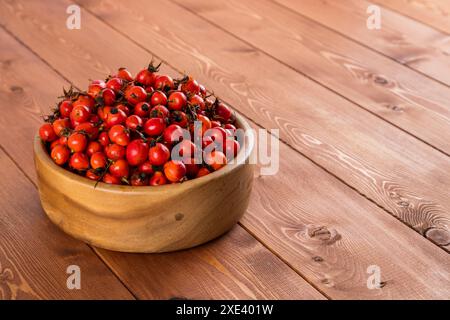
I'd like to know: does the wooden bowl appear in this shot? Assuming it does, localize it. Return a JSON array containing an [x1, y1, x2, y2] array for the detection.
[[34, 114, 255, 253]]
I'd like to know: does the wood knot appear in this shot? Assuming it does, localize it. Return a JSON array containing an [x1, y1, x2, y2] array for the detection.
[[390, 105, 403, 112], [174, 213, 184, 221], [1, 59, 12, 68], [424, 227, 450, 246], [397, 201, 409, 207], [10, 85, 23, 93], [374, 75, 388, 85], [383, 103, 404, 112], [312, 256, 324, 262], [308, 225, 330, 239], [320, 277, 334, 287], [0, 268, 14, 282], [389, 191, 399, 198], [306, 225, 341, 245], [0, 266, 14, 299], [0, 251, 40, 299]]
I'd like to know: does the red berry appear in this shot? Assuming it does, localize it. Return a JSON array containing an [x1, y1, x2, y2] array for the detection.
[[86, 141, 102, 157], [126, 139, 149, 166], [68, 132, 88, 153], [148, 143, 170, 166], [103, 173, 121, 184], [125, 85, 147, 105], [39, 123, 58, 142], [215, 102, 232, 122], [170, 111, 188, 128], [109, 159, 129, 178], [90, 152, 107, 169], [74, 122, 99, 140], [163, 160, 186, 182], [105, 108, 127, 127], [108, 125, 130, 146], [106, 77, 123, 92], [189, 94, 205, 111], [117, 67, 133, 81], [88, 80, 106, 98], [163, 124, 184, 145], [181, 77, 200, 96], [210, 120, 221, 128], [153, 75, 174, 91], [144, 117, 166, 136], [138, 161, 154, 175], [69, 152, 89, 170], [86, 169, 101, 181], [98, 131, 110, 147], [150, 90, 167, 106], [105, 144, 126, 161], [135, 69, 156, 87], [70, 105, 91, 125], [150, 105, 170, 119], [101, 88, 116, 105], [125, 115, 143, 131], [134, 102, 151, 117], [52, 118, 70, 137], [51, 145, 70, 166], [130, 171, 149, 186], [59, 100, 73, 118], [167, 91, 187, 111], [149, 171, 167, 186]]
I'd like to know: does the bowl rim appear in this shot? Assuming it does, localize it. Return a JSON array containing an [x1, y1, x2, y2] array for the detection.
[[34, 112, 255, 194]]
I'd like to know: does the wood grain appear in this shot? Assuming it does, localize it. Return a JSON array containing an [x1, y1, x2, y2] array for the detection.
[[1, 0, 450, 299], [175, 0, 450, 156], [375, 0, 450, 34], [274, 0, 450, 86], [0, 26, 323, 299], [0, 151, 134, 299], [70, 0, 450, 249]]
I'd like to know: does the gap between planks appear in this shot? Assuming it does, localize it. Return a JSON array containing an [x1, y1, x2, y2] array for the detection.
[[76, 2, 450, 254], [0, 24, 327, 299]]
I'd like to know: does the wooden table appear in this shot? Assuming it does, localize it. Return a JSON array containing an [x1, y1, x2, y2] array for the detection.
[[0, 0, 449, 300]]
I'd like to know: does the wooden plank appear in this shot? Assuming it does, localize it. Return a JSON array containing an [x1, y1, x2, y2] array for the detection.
[[274, 0, 450, 86], [0, 27, 323, 300], [0, 154, 133, 299], [1, 0, 450, 299], [70, 0, 450, 249], [375, 0, 450, 34], [174, 0, 450, 156]]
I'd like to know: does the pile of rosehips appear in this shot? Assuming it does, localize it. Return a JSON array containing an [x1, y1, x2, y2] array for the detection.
[[38, 61, 240, 186]]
